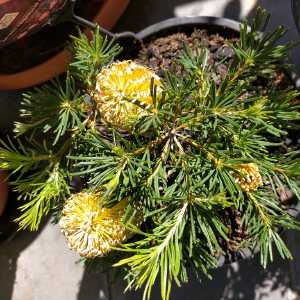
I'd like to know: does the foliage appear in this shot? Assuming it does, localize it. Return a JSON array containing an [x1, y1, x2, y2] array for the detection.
[[69, 27, 122, 87], [0, 7, 299, 300]]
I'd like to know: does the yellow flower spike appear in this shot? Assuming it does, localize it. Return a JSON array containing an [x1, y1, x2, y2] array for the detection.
[[59, 192, 140, 257], [94, 60, 161, 129], [233, 163, 263, 192]]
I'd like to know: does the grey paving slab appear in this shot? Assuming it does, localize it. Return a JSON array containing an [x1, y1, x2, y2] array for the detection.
[[0, 223, 88, 300], [2, 223, 297, 300], [1, 1, 300, 300]]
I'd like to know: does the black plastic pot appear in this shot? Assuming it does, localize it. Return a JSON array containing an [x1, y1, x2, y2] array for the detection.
[[292, 0, 300, 35], [130, 16, 300, 266], [137, 16, 240, 40], [130, 16, 300, 89]]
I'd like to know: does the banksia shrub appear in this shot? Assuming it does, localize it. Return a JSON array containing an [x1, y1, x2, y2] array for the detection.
[[0, 8, 299, 300]]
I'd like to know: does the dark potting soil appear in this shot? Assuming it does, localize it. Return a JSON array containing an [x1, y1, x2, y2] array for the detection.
[[136, 29, 290, 90], [0, 0, 104, 74], [136, 29, 236, 80], [136, 29, 299, 255]]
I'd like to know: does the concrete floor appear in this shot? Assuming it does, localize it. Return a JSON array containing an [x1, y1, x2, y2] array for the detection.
[[1, 1, 300, 300]]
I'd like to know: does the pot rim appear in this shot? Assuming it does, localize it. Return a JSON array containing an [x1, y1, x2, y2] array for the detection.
[[0, 0, 129, 91], [136, 16, 300, 89], [137, 16, 241, 39]]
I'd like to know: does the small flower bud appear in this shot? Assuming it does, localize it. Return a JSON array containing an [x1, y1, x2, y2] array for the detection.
[[233, 163, 263, 192]]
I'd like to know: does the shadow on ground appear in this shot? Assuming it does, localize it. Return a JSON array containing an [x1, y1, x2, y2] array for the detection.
[[77, 249, 294, 300], [0, 225, 46, 300]]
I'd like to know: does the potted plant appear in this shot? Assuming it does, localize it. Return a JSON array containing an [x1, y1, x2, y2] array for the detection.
[[0, 0, 129, 90], [0, 7, 299, 300]]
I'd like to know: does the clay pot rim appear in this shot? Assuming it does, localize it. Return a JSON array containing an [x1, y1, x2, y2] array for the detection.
[[0, 0, 129, 91]]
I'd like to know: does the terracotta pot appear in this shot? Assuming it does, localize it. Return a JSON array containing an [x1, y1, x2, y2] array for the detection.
[[0, 0, 129, 90], [0, 170, 8, 216]]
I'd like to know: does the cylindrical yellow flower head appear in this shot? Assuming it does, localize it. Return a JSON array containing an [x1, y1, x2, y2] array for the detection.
[[59, 192, 138, 257], [233, 163, 263, 192], [94, 60, 161, 129]]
